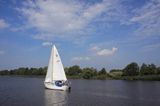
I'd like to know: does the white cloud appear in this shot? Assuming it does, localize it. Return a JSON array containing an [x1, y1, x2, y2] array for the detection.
[[72, 56, 90, 61], [42, 42, 52, 46], [97, 47, 118, 56], [12, 0, 160, 42], [90, 46, 118, 56], [129, 0, 160, 37], [90, 46, 101, 51], [18, 0, 124, 40], [0, 19, 9, 29], [0, 50, 5, 55]]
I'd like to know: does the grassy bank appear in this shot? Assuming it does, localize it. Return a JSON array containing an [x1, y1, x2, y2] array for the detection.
[[67, 73, 160, 81], [1, 74, 160, 81], [108, 72, 160, 81], [121, 75, 160, 81]]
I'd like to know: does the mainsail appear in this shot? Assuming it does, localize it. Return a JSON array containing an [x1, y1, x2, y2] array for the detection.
[[45, 45, 67, 83]]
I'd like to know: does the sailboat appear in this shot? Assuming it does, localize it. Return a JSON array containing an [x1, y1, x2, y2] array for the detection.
[[44, 45, 70, 91]]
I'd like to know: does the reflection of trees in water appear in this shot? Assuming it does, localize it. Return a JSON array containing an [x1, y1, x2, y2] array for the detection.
[[45, 90, 69, 106]]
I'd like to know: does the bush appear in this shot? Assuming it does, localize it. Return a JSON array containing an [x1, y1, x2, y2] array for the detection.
[[96, 75, 106, 80]]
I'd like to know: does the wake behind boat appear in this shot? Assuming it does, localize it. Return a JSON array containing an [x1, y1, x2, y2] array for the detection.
[[44, 45, 71, 91]]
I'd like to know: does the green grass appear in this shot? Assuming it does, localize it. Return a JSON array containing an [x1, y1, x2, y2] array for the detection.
[[121, 75, 160, 81], [109, 72, 123, 79]]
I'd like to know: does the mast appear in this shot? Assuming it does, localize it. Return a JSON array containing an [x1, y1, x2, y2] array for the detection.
[[52, 45, 55, 81], [51, 45, 54, 81]]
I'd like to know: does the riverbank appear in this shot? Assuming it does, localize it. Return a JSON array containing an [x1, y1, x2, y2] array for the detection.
[[121, 75, 160, 81], [67, 75, 160, 81], [1, 74, 160, 81], [109, 72, 160, 81]]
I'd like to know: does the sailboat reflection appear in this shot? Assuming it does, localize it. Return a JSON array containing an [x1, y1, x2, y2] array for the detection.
[[45, 89, 69, 106]]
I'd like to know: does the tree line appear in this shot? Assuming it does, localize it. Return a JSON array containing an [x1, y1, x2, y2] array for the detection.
[[0, 62, 160, 80], [0, 65, 109, 79], [0, 67, 47, 76], [122, 62, 160, 76]]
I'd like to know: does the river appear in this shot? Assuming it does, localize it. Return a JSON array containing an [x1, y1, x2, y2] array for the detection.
[[0, 76, 160, 106]]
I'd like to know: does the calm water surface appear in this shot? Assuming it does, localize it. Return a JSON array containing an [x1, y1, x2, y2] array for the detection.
[[0, 76, 160, 106]]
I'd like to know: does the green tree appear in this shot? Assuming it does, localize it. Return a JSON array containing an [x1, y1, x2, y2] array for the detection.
[[156, 67, 160, 74], [123, 62, 139, 76], [82, 67, 97, 79], [24, 68, 30, 75], [37, 67, 44, 75], [110, 69, 122, 73], [0, 70, 9, 75], [64, 67, 69, 73], [30, 68, 38, 75], [97, 68, 108, 80], [67, 65, 82, 76], [43, 66, 47, 75], [140, 63, 148, 75], [98, 68, 107, 75], [148, 64, 156, 75], [140, 63, 156, 75]]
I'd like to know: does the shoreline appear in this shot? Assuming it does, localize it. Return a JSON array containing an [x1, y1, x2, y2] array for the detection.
[[1, 75, 160, 81]]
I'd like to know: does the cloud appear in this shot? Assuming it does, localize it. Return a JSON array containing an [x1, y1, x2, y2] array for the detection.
[[16, 0, 160, 42], [0, 50, 5, 55], [42, 42, 52, 46], [18, 0, 124, 40], [91, 46, 118, 56], [97, 47, 118, 56], [72, 56, 90, 61], [129, 0, 160, 37], [0, 19, 9, 29], [90, 46, 101, 51]]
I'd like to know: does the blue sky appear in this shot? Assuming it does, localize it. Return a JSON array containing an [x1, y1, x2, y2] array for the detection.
[[0, 0, 160, 70]]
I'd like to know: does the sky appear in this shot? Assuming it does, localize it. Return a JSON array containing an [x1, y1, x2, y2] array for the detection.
[[0, 0, 160, 70]]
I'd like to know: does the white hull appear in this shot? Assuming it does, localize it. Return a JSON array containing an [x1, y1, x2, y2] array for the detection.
[[44, 82, 69, 91]]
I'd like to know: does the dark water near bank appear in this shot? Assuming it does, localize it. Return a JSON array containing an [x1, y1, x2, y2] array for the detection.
[[0, 76, 160, 106]]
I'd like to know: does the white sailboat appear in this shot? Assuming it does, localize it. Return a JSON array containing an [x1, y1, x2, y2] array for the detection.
[[44, 45, 70, 91]]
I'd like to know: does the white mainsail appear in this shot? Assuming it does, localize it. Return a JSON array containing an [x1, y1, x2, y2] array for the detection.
[[45, 45, 67, 83]]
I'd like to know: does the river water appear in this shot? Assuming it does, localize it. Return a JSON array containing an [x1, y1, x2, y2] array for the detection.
[[0, 76, 160, 106]]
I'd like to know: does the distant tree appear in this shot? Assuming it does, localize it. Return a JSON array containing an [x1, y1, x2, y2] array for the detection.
[[82, 67, 97, 79], [140, 63, 148, 75], [43, 66, 47, 75], [148, 64, 156, 75], [0, 70, 9, 75], [140, 63, 156, 75], [9, 70, 15, 75], [37, 67, 44, 75], [98, 68, 107, 75], [30, 68, 38, 75], [24, 68, 30, 75], [110, 69, 122, 73], [67, 65, 82, 76], [64, 67, 69, 73], [1, 64, 159, 77], [123, 62, 139, 76], [156, 67, 160, 74]]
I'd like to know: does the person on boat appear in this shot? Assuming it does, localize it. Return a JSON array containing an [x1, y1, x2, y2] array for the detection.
[[55, 80, 64, 87]]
